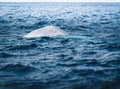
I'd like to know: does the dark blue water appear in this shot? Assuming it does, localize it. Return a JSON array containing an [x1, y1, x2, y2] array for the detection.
[[0, 2, 120, 89]]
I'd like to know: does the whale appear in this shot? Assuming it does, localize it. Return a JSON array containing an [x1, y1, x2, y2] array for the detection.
[[24, 25, 68, 38], [23, 25, 101, 43]]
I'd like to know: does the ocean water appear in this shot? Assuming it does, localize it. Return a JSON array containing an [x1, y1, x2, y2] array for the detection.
[[0, 2, 120, 89]]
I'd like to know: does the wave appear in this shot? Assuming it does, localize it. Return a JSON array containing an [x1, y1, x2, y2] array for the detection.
[[101, 43, 120, 51], [0, 63, 36, 73], [0, 52, 15, 58], [5, 43, 37, 50]]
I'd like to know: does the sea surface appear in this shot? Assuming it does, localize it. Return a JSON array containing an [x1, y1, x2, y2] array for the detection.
[[0, 2, 120, 89]]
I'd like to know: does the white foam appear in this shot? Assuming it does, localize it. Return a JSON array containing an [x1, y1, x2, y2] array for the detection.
[[24, 25, 68, 38]]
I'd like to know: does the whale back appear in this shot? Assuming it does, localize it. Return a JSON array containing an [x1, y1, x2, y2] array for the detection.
[[24, 25, 67, 38]]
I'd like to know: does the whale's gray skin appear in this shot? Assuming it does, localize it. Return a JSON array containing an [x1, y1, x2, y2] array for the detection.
[[24, 25, 68, 38]]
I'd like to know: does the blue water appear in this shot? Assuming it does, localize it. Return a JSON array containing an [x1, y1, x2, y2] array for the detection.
[[0, 2, 120, 89]]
